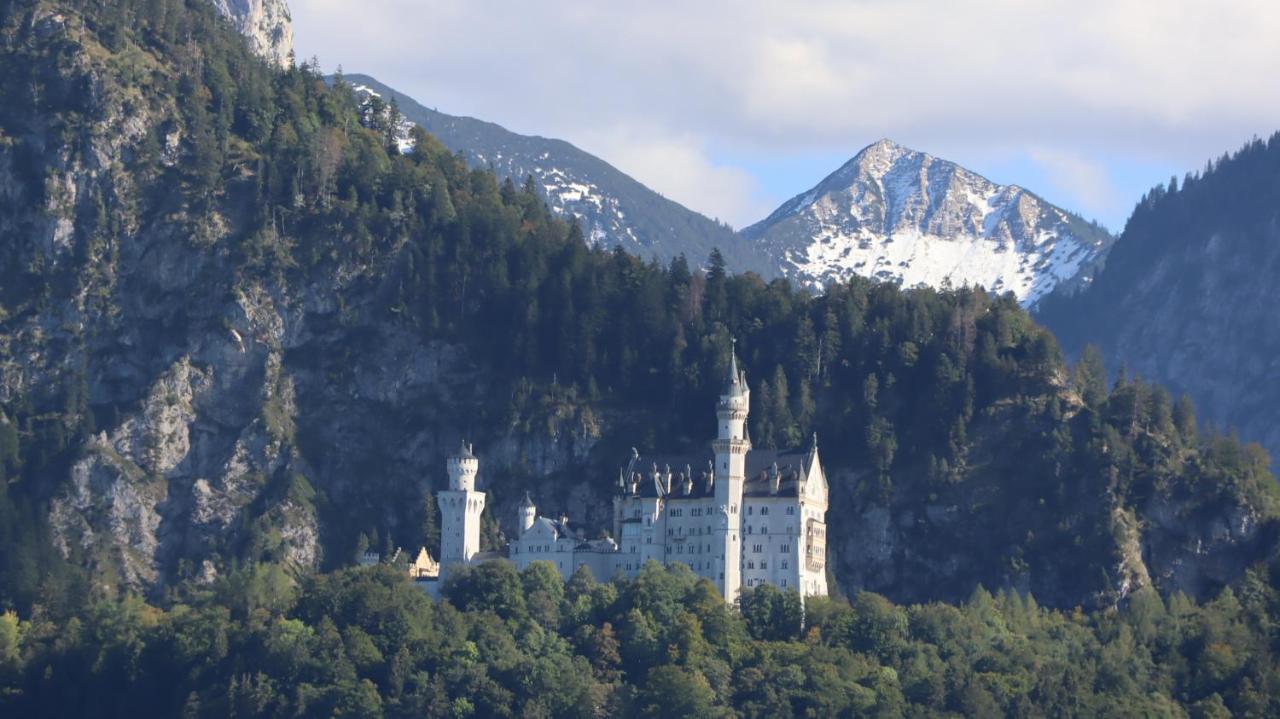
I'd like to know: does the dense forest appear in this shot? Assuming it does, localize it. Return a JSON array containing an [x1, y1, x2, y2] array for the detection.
[[5, 560, 1280, 717], [2, 0, 1280, 714]]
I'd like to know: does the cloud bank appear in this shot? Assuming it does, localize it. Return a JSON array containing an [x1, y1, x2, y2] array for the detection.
[[293, 0, 1280, 229]]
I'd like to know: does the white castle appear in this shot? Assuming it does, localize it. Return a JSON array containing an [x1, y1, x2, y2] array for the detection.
[[419, 345, 829, 602]]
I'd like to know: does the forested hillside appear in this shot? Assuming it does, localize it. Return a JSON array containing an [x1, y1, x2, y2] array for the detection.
[[3, 1, 1280, 714], [1, 0, 1278, 613], [1038, 132, 1280, 464]]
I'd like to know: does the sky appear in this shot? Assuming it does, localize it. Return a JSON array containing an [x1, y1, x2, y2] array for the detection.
[[292, 0, 1280, 233]]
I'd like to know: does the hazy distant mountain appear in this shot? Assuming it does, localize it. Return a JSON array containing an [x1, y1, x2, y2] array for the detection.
[[340, 74, 772, 275], [742, 139, 1113, 306], [1038, 132, 1280, 459]]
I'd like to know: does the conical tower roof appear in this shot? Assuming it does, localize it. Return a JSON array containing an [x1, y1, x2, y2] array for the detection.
[[451, 440, 475, 459], [724, 338, 746, 397]]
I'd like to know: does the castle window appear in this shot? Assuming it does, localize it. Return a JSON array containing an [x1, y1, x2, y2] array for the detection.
[[781, 579, 787, 587], [747, 526, 753, 534], [761, 507, 769, 515], [762, 526, 768, 534], [753, 544, 762, 553], [747, 561, 754, 569], [781, 561, 788, 569], [780, 544, 790, 553], [747, 506, 753, 515], [646, 537, 652, 544], [761, 561, 767, 569], [786, 506, 794, 515], [668, 529, 673, 536]]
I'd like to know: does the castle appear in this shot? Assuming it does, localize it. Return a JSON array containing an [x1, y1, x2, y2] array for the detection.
[[416, 345, 829, 602]]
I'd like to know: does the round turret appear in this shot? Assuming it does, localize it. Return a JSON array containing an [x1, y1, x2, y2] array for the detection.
[[447, 440, 479, 491]]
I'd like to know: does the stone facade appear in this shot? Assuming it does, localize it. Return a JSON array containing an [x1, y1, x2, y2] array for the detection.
[[436, 347, 829, 602]]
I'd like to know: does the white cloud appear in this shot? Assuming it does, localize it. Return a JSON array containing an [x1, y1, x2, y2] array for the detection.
[[575, 128, 769, 229], [1027, 148, 1121, 220], [292, 0, 1280, 227]]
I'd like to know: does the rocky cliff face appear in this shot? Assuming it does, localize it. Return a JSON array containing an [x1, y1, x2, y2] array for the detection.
[[742, 139, 1113, 306], [210, 0, 293, 68], [827, 467, 1275, 609]]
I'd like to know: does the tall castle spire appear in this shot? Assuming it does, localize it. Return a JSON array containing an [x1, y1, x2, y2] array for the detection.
[[712, 339, 750, 602], [725, 337, 746, 397]]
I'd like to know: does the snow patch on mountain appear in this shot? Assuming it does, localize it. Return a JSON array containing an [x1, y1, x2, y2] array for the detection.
[[349, 84, 639, 249], [744, 139, 1112, 306], [351, 84, 417, 155]]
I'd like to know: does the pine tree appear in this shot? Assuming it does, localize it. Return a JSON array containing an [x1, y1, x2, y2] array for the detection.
[[771, 365, 798, 448], [1074, 345, 1108, 408]]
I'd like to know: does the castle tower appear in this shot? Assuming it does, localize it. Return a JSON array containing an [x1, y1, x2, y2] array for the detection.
[[519, 491, 536, 534], [437, 441, 485, 569], [712, 340, 750, 602]]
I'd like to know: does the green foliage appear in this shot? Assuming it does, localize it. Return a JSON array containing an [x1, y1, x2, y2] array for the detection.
[[6, 561, 1280, 716]]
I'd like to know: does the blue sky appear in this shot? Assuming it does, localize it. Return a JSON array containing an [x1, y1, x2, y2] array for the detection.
[[292, 0, 1280, 234]]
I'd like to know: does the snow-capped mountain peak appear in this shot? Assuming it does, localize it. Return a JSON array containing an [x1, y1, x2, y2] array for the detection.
[[743, 139, 1113, 306]]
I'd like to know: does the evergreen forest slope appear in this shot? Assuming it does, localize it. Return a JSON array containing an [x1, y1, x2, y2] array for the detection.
[[1, 0, 1278, 613], [1038, 132, 1280, 463]]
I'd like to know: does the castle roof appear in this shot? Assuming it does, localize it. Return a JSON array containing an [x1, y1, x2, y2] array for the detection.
[[529, 515, 579, 541], [619, 447, 816, 500], [723, 340, 747, 398], [451, 440, 475, 460]]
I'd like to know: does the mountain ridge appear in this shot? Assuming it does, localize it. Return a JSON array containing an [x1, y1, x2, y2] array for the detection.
[[340, 73, 774, 275], [1037, 131, 1280, 462], [743, 139, 1114, 305], [335, 75, 1114, 303]]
